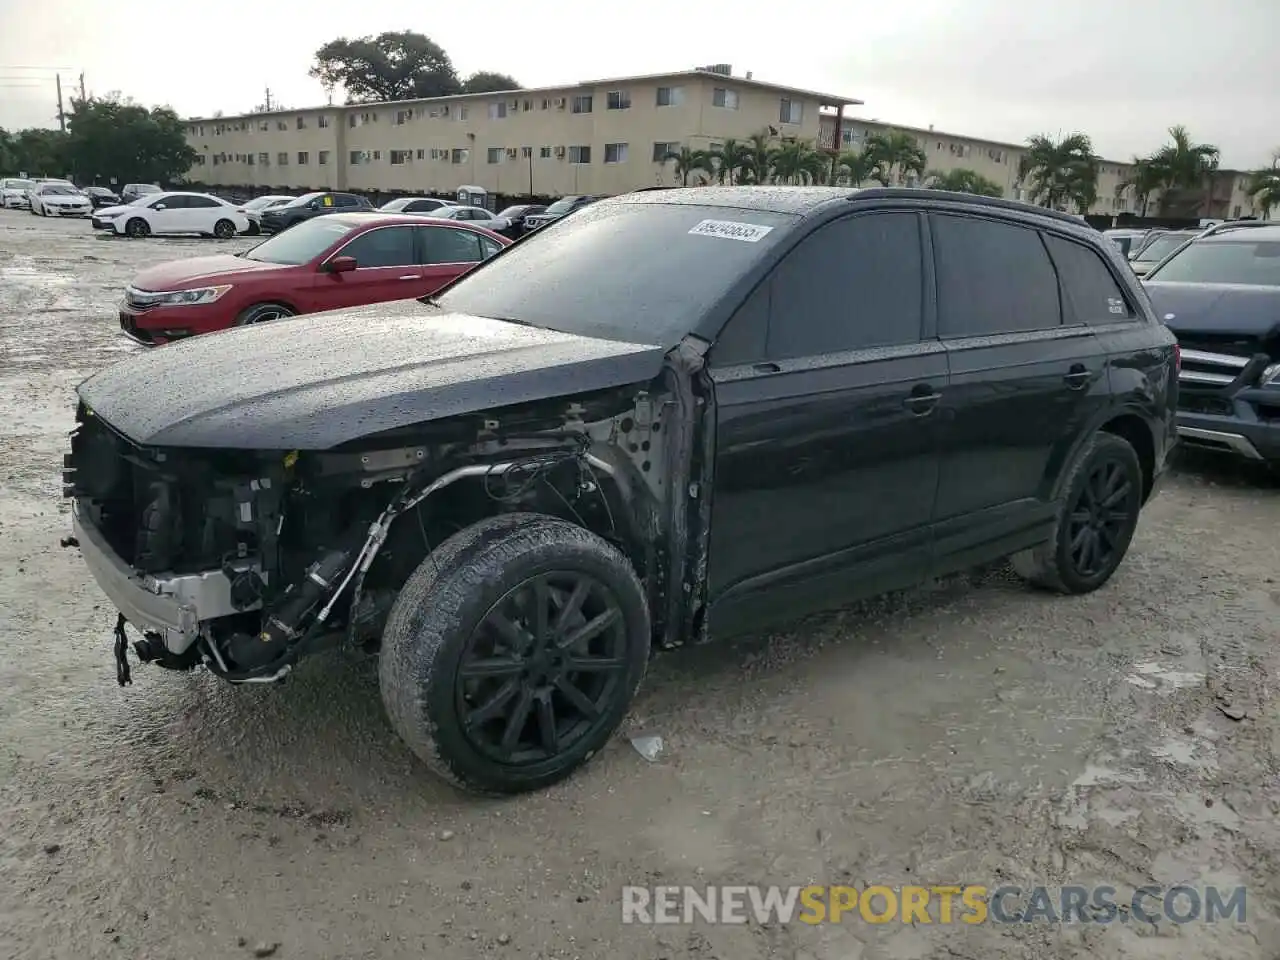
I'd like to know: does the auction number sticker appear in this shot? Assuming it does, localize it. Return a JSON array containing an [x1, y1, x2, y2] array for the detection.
[[688, 219, 774, 242]]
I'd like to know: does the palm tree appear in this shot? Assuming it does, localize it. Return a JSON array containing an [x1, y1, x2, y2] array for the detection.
[[1246, 151, 1280, 218], [738, 131, 775, 184], [925, 168, 1003, 197], [710, 139, 752, 185], [834, 148, 874, 187], [664, 146, 712, 187], [1116, 157, 1163, 216], [1145, 125, 1220, 216], [863, 131, 927, 187], [1018, 133, 1100, 213], [769, 139, 827, 185]]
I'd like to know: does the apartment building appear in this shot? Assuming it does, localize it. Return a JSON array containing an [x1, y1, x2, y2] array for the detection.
[[185, 66, 860, 198]]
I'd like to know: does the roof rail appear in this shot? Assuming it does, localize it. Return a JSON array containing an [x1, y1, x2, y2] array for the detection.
[[848, 187, 1090, 228], [1198, 220, 1273, 238]]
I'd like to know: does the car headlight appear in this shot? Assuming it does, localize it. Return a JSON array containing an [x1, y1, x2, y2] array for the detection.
[[150, 285, 233, 306]]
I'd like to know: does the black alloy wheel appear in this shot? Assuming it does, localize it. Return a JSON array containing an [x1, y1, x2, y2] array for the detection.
[[125, 217, 150, 238], [457, 571, 629, 765], [1066, 458, 1137, 579], [213, 219, 236, 239]]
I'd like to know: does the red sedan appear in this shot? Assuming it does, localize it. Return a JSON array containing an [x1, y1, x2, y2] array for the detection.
[[117, 212, 510, 345]]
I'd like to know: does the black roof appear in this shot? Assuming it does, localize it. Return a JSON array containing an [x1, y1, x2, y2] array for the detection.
[[613, 185, 1094, 227]]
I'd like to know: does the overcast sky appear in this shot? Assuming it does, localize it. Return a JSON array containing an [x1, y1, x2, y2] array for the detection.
[[1, 0, 1276, 167]]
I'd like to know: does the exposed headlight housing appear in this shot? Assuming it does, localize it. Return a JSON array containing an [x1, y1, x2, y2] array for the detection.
[[1263, 362, 1280, 386], [142, 285, 233, 307]]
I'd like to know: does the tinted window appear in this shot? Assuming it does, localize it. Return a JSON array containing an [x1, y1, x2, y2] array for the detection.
[[433, 200, 796, 346], [932, 214, 1061, 337], [710, 280, 769, 366], [187, 195, 221, 208], [1146, 240, 1280, 286], [335, 194, 362, 208], [152, 196, 186, 209], [405, 199, 440, 212], [339, 226, 416, 267], [243, 217, 356, 264], [766, 213, 924, 359], [286, 192, 324, 208], [1044, 235, 1134, 322], [421, 227, 483, 264], [1135, 233, 1193, 262], [478, 235, 502, 259]]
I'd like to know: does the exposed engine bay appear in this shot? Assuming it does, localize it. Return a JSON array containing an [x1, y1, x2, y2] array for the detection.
[[64, 347, 711, 686]]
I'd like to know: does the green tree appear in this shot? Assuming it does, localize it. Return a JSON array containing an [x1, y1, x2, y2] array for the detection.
[[1144, 125, 1220, 216], [739, 131, 775, 184], [1246, 151, 1280, 218], [0, 127, 69, 177], [664, 146, 713, 186], [462, 71, 522, 94], [769, 139, 827, 184], [926, 168, 1003, 196], [710, 139, 752, 185], [833, 148, 874, 186], [310, 31, 462, 102], [1116, 157, 1163, 216], [1018, 133, 1099, 212], [863, 131, 927, 186], [63, 96, 195, 186]]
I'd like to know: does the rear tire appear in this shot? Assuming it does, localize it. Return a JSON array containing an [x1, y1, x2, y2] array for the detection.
[[125, 217, 150, 238], [1012, 432, 1143, 594], [235, 302, 295, 326], [213, 219, 236, 239], [379, 513, 650, 795]]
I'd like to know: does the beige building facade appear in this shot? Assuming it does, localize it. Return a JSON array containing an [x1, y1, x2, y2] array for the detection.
[[185, 68, 858, 198]]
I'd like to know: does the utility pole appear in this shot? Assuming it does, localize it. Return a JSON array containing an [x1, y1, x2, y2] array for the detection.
[[79, 72, 86, 102], [55, 73, 65, 131], [264, 86, 272, 111]]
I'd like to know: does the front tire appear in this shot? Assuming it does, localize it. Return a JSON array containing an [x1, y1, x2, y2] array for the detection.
[[125, 217, 150, 238], [1012, 432, 1143, 594], [213, 219, 236, 239], [379, 513, 651, 795], [235, 302, 295, 326]]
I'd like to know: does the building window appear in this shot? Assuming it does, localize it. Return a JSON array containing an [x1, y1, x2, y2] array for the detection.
[[487, 147, 503, 164], [489, 102, 508, 119], [259, 120, 270, 131], [318, 150, 330, 165], [348, 114, 357, 128], [539, 146, 551, 159], [652, 141, 679, 162], [568, 145, 591, 164], [277, 152, 289, 166], [451, 148, 469, 164], [779, 98, 802, 124], [457, 106, 469, 121], [522, 99, 532, 112], [417, 149, 425, 160], [372, 150, 382, 161], [391, 150, 412, 165], [395, 109, 411, 125], [571, 95, 593, 114], [349, 151, 363, 165], [276, 120, 288, 131], [521, 146, 533, 158], [607, 90, 631, 110], [318, 116, 330, 129], [246, 154, 255, 165], [656, 86, 684, 107], [604, 143, 629, 163], [296, 116, 307, 130], [712, 88, 739, 109], [258, 151, 270, 165], [297, 151, 309, 165]]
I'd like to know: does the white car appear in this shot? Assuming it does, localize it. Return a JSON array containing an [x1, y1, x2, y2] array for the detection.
[[235, 194, 295, 235], [30, 183, 92, 217], [90, 191, 251, 239], [429, 204, 512, 231], [1, 178, 35, 209]]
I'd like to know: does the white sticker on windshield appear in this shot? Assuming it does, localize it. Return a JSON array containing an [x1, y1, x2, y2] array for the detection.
[[1107, 297, 1126, 315], [688, 219, 774, 243]]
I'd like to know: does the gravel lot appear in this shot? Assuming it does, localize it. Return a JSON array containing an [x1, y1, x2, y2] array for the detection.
[[2, 209, 1279, 960]]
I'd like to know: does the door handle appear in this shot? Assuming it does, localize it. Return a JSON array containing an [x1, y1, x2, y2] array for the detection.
[[1064, 364, 1091, 390], [903, 386, 941, 415], [398, 274, 422, 281]]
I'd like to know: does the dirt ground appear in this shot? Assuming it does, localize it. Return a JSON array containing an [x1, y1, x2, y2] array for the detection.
[[1, 209, 1279, 960]]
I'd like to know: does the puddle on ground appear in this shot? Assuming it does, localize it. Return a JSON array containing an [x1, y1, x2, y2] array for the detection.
[[0, 257, 73, 287]]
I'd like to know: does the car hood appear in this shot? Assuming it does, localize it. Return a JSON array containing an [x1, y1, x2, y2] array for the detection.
[[95, 204, 136, 217], [1145, 281, 1280, 340], [76, 302, 667, 450], [42, 194, 88, 203], [132, 254, 290, 290]]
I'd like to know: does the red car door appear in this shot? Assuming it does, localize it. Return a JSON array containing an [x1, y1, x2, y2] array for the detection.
[[416, 225, 504, 293], [312, 224, 422, 312]]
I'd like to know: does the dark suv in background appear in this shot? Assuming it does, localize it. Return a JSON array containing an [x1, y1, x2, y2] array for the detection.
[[1144, 220, 1280, 464], [260, 191, 374, 232], [522, 194, 605, 233], [66, 187, 1175, 795]]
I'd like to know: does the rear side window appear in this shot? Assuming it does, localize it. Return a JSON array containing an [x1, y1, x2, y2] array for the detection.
[[421, 226, 483, 264], [765, 212, 924, 359], [1044, 235, 1134, 323], [932, 214, 1061, 337], [335, 194, 361, 207]]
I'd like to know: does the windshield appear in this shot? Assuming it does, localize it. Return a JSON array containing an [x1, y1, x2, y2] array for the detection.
[[1136, 234, 1194, 262], [285, 192, 324, 208], [41, 185, 79, 196], [242, 217, 356, 265], [433, 200, 798, 345], [244, 196, 288, 211], [3, 179, 34, 190], [380, 198, 412, 211], [496, 205, 531, 219], [130, 184, 161, 194], [1147, 240, 1280, 286], [543, 197, 581, 215], [1108, 235, 1136, 256]]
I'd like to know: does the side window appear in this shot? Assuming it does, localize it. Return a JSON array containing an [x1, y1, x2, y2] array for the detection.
[[153, 196, 185, 209], [335, 194, 360, 207], [421, 227, 483, 264], [932, 214, 1061, 337], [766, 212, 924, 360], [478, 235, 503, 259], [316, 194, 335, 208], [188, 196, 220, 208], [406, 200, 431, 213], [338, 227, 416, 267], [710, 280, 770, 366], [1043, 234, 1135, 324]]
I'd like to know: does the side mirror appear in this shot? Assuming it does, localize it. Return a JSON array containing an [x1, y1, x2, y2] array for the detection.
[[154, 203, 166, 210], [327, 256, 357, 273]]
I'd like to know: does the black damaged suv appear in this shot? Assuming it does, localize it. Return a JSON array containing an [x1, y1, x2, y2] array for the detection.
[[65, 187, 1177, 794]]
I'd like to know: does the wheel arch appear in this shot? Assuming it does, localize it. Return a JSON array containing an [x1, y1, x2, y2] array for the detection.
[[1047, 404, 1159, 504]]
